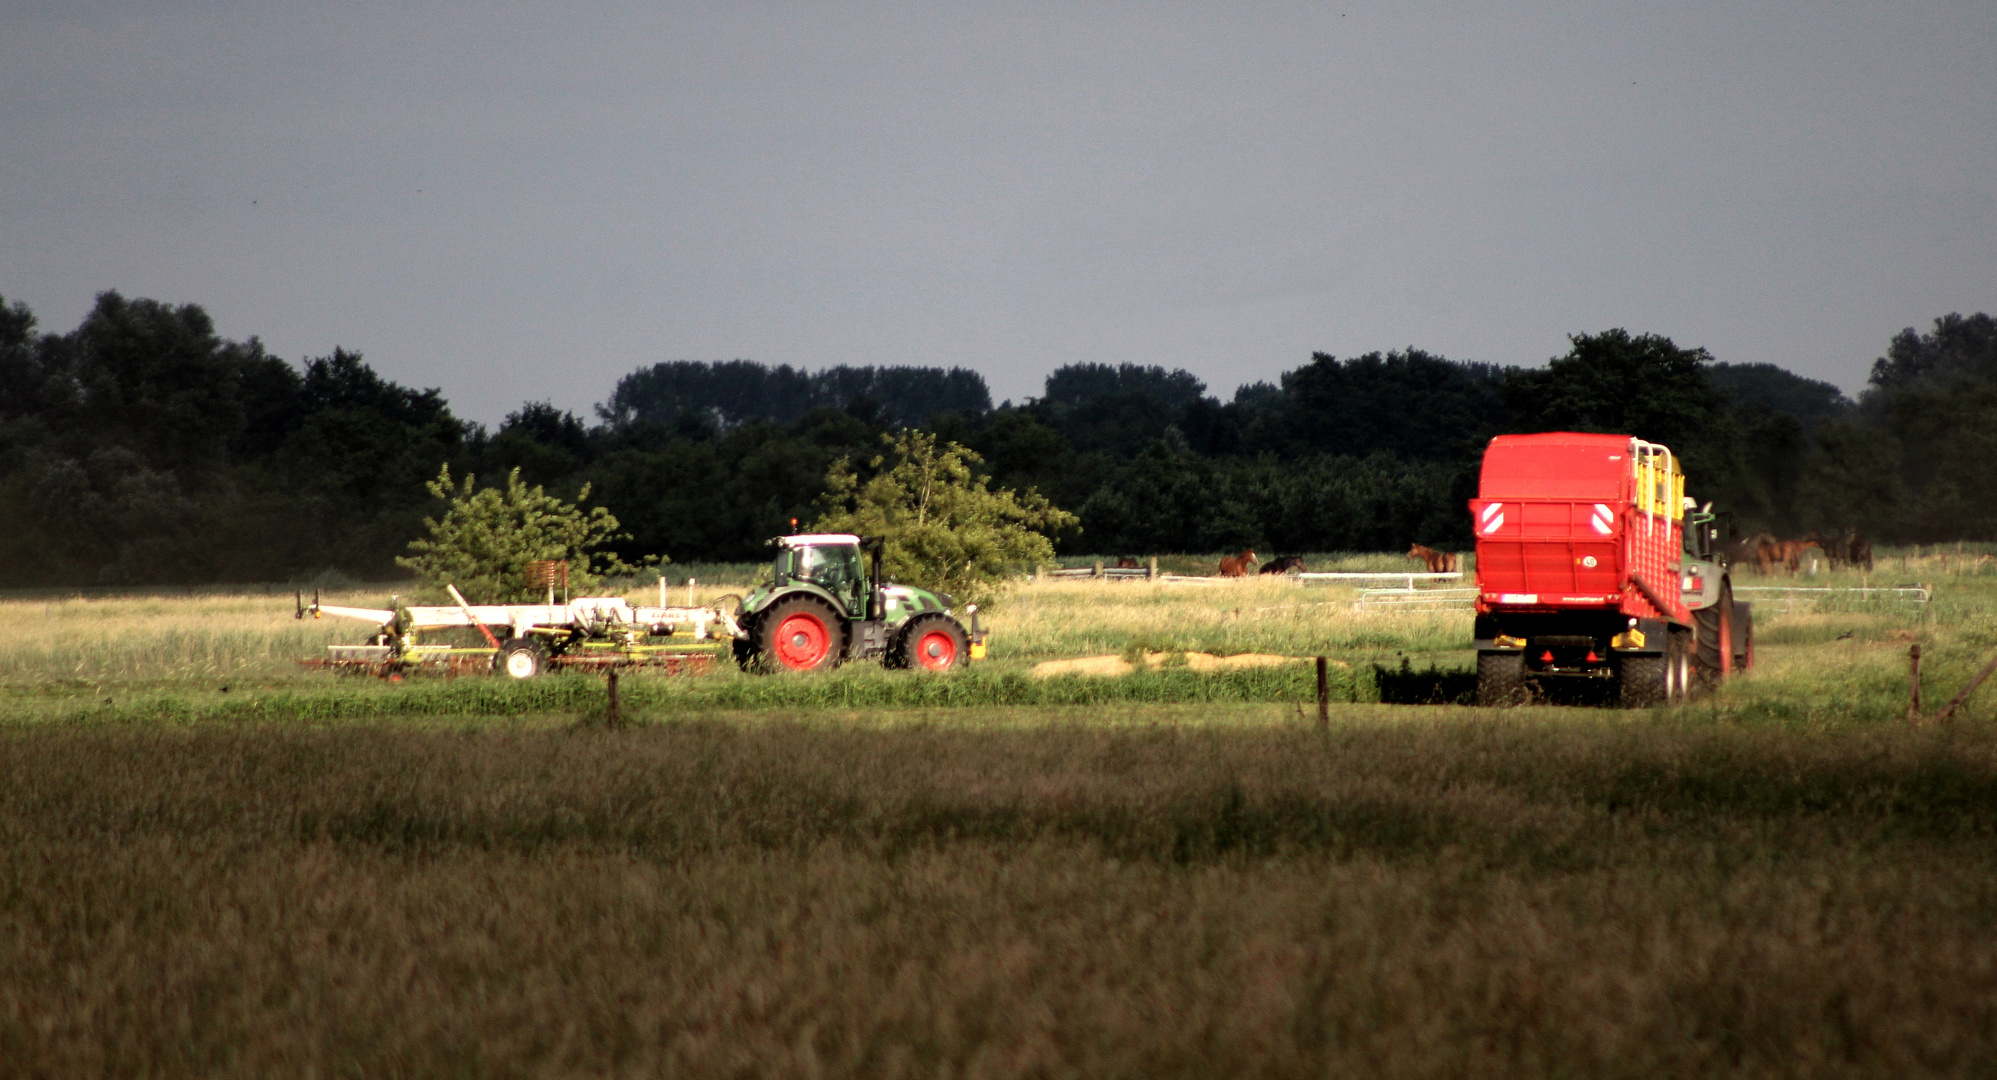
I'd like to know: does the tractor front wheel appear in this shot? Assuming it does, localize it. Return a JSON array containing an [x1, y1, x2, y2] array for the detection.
[[896, 615, 968, 672], [756, 597, 845, 671]]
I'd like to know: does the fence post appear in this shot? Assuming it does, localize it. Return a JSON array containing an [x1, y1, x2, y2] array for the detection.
[[1908, 644, 1922, 721], [1093, 559, 1103, 579], [1148, 555, 1158, 581], [1316, 656, 1329, 730], [606, 668, 623, 726]]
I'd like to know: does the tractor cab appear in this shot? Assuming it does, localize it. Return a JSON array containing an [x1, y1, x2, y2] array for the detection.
[[773, 534, 873, 617]]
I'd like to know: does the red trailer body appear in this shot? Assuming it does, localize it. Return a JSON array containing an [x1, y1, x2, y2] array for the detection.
[[1470, 432, 1689, 624], [1467, 432, 1710, 709]]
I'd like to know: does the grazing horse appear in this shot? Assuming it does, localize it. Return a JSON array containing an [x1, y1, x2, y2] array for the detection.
[[1407, 544, 1459, 573], [1218, 550, 1259, 577], [1762, 532, 1821, 575], [1114, 556, 1140, 569], [1820, 532, 1850, 569], [1727, 533, 1774, 572], [1845, 532, 1874, 572], [1259, 555, 1307, 575]]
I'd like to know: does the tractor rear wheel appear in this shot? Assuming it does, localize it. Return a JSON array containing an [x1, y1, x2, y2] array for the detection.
[[756, 596, 845, 671], [495, 637, 548, 680], [1693, 583, 1735, 688], [896, 614, 968, 672], [1475, 650, 1526, 707]]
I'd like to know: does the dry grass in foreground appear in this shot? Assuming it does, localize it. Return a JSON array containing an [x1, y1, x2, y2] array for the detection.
[[2, 709, 1995, 1077]]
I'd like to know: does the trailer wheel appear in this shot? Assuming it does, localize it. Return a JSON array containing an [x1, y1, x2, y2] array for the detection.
[[496, 637, 548, 679], [757, 596, 844, 671], [1693, 583, 1735, 688], [896, 615, 967, 672], [1668, 627, 1693, 703], [1475, 650, 1527, 707], [1618, 653, 1667, 708]]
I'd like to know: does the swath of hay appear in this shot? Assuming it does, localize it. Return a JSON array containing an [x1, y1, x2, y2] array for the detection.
[[1030, 652, 1319, 677]]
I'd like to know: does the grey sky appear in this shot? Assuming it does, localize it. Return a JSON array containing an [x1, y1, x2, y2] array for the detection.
[[4, 2, 1992, 425]]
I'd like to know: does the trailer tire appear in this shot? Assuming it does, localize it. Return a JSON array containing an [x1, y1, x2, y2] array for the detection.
[[1668, 627, 1693, 702], [1475, 650, 1527, 707], [496, 637, 548, 680], [755, 596, 845, 672], [1619, 653, 1667, 708], [1693, 582, 1735, 688], [895, 615, 968, 672]]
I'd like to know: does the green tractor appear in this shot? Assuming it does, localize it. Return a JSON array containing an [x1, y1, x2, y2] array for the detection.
[[734, 533, 986, 672]]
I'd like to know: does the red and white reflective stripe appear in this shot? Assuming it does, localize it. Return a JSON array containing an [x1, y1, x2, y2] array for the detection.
[[1590, 503, 1614, 535], [1479, 502, 1505, 535]]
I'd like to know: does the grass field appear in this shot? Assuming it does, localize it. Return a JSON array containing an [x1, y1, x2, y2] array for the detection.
[[4, 548, 1997, 1075]]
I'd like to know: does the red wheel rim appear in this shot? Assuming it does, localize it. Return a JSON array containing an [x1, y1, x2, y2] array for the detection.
[[774, 612, 830, 669], [915, 630, 957, 671]]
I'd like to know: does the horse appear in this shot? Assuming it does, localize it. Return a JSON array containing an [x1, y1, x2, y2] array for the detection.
[[1407, 544, 1459, 573], [1114, 556, 1140, 569], [1218, 550, 1259, 577], [1727, 533, 1774, 572], [1820, 532, 1850, 569], [1762, 532, 1821, 575], [1845, 532, 1874, 572], [1259, 555, 1306, 575]]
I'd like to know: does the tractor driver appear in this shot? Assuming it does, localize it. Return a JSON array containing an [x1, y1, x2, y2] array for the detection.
[[795, 543, 863, 601]]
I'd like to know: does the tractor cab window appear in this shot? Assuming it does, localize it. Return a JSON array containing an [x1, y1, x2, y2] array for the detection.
[[792, 544, 861, 594]]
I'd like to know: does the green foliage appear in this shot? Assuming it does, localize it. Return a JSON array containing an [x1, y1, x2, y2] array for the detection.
[[813, 430, 1078, 606], [397, 466, 645, 603]]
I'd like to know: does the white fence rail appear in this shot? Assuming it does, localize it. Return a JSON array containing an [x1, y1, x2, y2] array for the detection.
[[1297, 572, 1463, 589], [1353, 587, 1480, 612], [1733, 585, 1931, 613]]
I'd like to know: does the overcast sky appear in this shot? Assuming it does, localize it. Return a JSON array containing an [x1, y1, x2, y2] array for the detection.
[[4, 2, 1992, 424]]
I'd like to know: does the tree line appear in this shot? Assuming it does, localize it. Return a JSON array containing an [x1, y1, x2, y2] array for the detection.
[[0, 289, 1990, 587]]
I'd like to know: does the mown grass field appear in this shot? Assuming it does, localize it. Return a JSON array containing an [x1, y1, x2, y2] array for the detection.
[[3, 548, 1997, 1076]]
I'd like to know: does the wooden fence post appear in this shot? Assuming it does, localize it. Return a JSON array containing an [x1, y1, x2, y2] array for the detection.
[[1316, 656, 1329, 730], [1148, 555, 1158, 582], [606, 668, 623, 726], [1908, 644, 1922, 721]]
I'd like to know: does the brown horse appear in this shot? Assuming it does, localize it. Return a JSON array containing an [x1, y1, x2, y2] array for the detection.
[[1218, 550, 1259, 577], [1760, 532, 1821, 575], [1407, 543, 1459, 573]]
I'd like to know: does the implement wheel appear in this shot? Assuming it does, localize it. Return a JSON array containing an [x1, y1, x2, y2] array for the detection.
[[896, 614, 968, 672], [1475, 650, 1526, 707], [756, 596, 845, 671], [495, 637, 548, 680]]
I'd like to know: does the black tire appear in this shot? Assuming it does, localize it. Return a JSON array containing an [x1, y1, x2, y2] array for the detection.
[[495, 637, 548, 680], [1693, 583, 1735, 688], [753, 595, 845, 672], [1669, 627, 1693, 702], [1734, 602, 1754, 672], [895, 614, 968, 672], [1475, 650, 1527, 707], [1619, 654, 1667, 708], [732, 631, 758, 670]]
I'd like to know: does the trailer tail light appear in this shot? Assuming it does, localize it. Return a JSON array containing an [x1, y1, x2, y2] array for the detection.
[[1683, 571, 1704, 592], [1541, 651, 1555, 663], [1586, 651, 1599, 663]]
